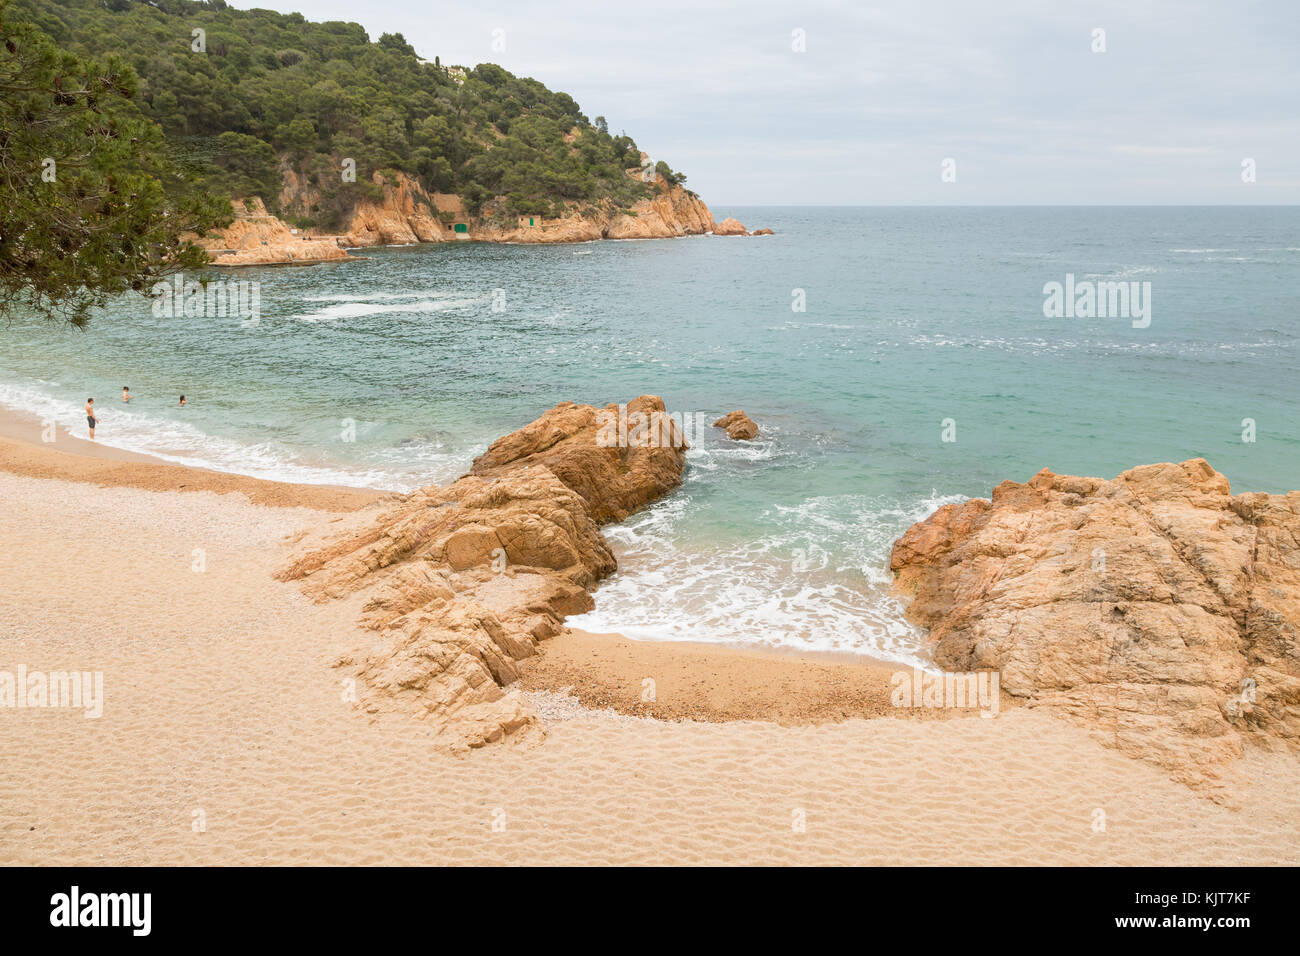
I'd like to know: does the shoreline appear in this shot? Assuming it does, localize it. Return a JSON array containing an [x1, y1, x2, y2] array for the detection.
[[0, 397, 895, 658], [0, 402, 384, 511], [520, 628, 984, 724], [0, 396, 915, 674], [0, 393, 951, 695], [0, 404, 1297, 864], [207, 224, 766, 267]]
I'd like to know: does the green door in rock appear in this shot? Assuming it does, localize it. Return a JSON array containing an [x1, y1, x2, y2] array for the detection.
[[454, 223, 468, 234]]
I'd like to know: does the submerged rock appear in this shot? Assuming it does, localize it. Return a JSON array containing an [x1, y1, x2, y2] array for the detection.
[[889, 458, 1300, 801], [278, 395, 687, 751], [713, 410, 759, 440]]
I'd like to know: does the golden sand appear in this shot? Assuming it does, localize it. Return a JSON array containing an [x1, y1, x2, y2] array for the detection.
[[1, 423, 1297, 865]]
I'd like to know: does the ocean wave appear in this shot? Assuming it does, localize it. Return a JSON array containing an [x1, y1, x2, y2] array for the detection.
[[569, 488, 965, 664], [302, 290, 480, 302], [1081, 265, 1156, 278], [295, 296, 486, 323]]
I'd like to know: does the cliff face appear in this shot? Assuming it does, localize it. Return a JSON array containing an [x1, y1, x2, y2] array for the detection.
[[200, 166, 765, 264], [332, 170, 731, 245], [889, 459, 1300, 802], [341, 172, 446, 247], [276, 396, 688, 751]]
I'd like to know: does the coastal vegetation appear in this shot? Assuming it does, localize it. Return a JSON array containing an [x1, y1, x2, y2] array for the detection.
[[0, 0, 225, 324], [8, 0, 685, 234]]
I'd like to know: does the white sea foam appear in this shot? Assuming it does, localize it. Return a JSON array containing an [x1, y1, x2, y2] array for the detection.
[[1082, 265, 1156, 278], [0, 381, 444, 491], [295, 296, 485, 323], [302, 290, 477, 302], [569, 486, 965, 665]]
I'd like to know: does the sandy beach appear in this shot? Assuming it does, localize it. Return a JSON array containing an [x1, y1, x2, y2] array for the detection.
[[1, 421, 1298, 866]]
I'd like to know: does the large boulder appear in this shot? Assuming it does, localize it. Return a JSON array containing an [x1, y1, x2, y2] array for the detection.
[[890, 459, 1300, 800], [278, 397, 688, 751], [470, 394, 688, 524]]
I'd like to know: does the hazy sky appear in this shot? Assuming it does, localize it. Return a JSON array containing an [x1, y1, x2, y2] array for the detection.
[[238, 0, 1299, 205]]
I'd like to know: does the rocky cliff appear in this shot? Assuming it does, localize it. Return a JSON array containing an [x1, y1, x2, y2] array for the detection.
[[276, 396, 687, 750], [340, 172, 445, 247], [200, 167, 769, 264], [196, 198, 356, 267], [890, 459, 1300, 801]]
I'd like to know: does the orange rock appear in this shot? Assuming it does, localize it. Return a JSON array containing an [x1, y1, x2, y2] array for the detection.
[[341, 171, 445, 246], [471, 395, 687, 524], [712, 410, 759, 440], [278, 396, 689, 751], [204, 168, 737, 259], [712, 217, 749, 236], [197, 198, 354, 267], [890, 458, 1300, 802]]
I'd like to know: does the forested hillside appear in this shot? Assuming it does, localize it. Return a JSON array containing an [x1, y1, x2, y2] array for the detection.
[[9, 0, 688, 228]]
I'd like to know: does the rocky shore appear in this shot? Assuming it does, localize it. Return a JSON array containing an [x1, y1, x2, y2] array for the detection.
[[198, 169, 772, 266], [276, 395, 688, 750], [890, 458, 1300, 802]]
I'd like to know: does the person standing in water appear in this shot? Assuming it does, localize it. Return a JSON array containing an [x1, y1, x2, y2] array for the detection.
[[122, 386, 132, 403], [178, 395, 186, 407], [85, 398, 97, 440]]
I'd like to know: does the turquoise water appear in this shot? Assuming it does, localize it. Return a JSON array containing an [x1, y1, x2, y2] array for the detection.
[[3, 207, 1297, 660]]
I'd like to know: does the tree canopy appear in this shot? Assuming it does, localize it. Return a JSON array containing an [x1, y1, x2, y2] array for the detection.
[[9, 0, 678, 229], [0, 0, 227, 325]]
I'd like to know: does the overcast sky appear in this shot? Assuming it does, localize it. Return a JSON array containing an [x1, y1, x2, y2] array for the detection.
[[237, 0, 1300, 205]]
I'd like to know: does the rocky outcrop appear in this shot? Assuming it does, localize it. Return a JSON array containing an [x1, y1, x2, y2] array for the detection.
[[341, 171, 446, 247], [202, 164, 761, 263], [196, 198, 355, 266], [471, 395, 687, 523], [713, 410, 759, 440], [889, 459, 1300, 800], [277, 396, 687, 751], [474, 177, 727, 244]]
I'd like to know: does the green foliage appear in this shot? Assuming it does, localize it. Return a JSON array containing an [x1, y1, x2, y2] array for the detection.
[[0, 0, 228, 325], [655, 160, 686, 188], [8, 0, 679, 222]]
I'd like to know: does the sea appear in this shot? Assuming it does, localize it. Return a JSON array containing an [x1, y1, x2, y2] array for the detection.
[[3, 206, 1297, 665]]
